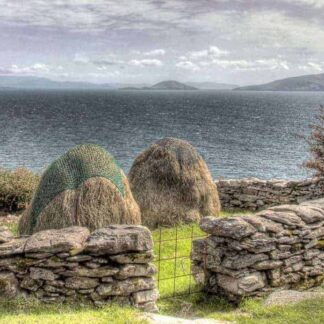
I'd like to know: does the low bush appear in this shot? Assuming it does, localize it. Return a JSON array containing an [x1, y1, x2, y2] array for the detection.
[[0, 168, 39, 212], [304, 106, 324, 177]]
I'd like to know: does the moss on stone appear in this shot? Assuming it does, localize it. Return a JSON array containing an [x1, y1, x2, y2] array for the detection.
[[316, 240, 324, 249]]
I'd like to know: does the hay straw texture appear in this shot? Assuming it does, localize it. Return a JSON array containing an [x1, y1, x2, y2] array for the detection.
[[19, 144, 140, 235], [128, 138, 220, 228]]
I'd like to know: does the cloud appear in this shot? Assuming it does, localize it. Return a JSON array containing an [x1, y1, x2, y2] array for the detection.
[[0, 63, 71, 77], [177, 46, 230, 71], [0, 68, 14, 75], [73, 54, 90, 64], [188, 46, 229, 60], [298, 61, 324, 71], [307, 62, 323, 71], [10, 63, 51, 74], [286, 0, 324, 9], [1, 0, 324, 84], [1, 0, 324, 41], [176, 57, 291, 72], [210, 58, 291, 71], [175, 61, 200, 72], [92, 59, 125, 68], [88, 70, 121, 78], [128, 58, 163, 67], [0, 0, 185, 32], [143, 49, 166, 56], [93, 60, 117, 66]]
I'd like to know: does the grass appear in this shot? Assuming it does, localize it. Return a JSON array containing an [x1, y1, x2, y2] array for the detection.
[[0, 297, 144, 324], [2, 221, 19, 235], [152, 210, 251, 298], [1, 211, 324, 323], [158, 293, 324, 323], [152, 223, 206, 298]]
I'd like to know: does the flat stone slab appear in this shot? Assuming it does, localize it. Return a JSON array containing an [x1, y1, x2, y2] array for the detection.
[[301, 198, 324, 210], [257, 210, 305, 227], [143, 313, 230, 324], [0, 226, 14, 243], [85, 225, 153, 255], [200, 216, 256, 239], [0, 237, 28, 256], [264, 290, 324, 307], [269, 205, 324, 223], [24, 226, 90, 254]]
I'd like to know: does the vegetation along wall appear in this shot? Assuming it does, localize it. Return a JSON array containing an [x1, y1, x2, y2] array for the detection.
[[0, 225, 158, 312], [192, 198, 324, 302], [216, 177, 324, 211]]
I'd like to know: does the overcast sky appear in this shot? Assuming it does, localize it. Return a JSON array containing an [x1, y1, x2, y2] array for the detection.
[[0, 0, 324, 85]]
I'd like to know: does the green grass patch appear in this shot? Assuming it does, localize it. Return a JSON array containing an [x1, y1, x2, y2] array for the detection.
[[151, 210, 251, 298], [158, 293, 324, 323], [2, 221, 18, 235], [0, 297, 144, 324], [152, 223, 205, 298]]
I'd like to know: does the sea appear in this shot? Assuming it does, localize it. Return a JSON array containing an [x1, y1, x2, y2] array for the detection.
[[1, 89, 323, 180]]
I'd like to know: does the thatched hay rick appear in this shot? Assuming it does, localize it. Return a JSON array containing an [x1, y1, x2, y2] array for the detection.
[[129, 138, 220, 228], [19, 144, 140, 234]]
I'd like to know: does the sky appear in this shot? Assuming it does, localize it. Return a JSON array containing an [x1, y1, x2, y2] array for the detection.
[[0, 0, 324, 85]]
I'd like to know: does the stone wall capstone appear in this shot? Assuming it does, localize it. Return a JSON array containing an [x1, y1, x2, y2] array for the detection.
[[192, 198, 324, 302], [0, 225, 158, 311], [216, 177, 324, 211]]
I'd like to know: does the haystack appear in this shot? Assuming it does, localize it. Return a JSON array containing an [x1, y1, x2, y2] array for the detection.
[[128, 138, 220, 228], [19, 144, 140, 235]]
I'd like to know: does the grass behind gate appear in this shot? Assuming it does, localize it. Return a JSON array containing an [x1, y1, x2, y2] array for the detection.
[[152, 223, 205, 298], [151, 210, 250, 298]]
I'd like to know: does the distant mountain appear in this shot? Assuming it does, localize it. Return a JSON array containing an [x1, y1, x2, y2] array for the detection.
[[111, 83, 150, 89], [0, 76, 112, 90], [118, 87, 141, 90], [118, 80, 198, 91], [150, 80, 198, 90], [0, 76, 237, 91], [186, 82, 238, 90], [0, 77, 199, 91], [235, 73, 324, 91]]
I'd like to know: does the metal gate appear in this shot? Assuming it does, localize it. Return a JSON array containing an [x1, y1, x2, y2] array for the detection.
[[154, 224, 206, 298]]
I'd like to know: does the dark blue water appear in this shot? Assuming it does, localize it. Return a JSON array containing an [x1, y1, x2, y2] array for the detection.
[[0, 89, 323, 179]]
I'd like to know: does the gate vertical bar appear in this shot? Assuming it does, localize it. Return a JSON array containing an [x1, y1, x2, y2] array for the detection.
[[173, 226, 178, 297], [188, 224, 194, 294], [157, 227, 162, 291]]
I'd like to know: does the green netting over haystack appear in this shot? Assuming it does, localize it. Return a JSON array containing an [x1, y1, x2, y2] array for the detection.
[[29, 144, 125, 228]]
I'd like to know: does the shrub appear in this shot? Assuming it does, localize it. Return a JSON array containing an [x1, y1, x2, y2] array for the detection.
[[0, 168, 39, 212], [304, 106, 324, 177]]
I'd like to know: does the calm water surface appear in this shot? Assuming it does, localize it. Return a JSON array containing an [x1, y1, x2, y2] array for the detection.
[[1, 89, 323, 179]]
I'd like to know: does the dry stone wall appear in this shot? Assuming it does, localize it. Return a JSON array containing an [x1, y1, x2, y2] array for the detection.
[[216, 177, 324, 211], [192, 198, 324, 302], [0, 225, 158, 311]]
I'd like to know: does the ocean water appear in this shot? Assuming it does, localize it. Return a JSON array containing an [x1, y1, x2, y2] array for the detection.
[[0, 89, 323, 180]]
